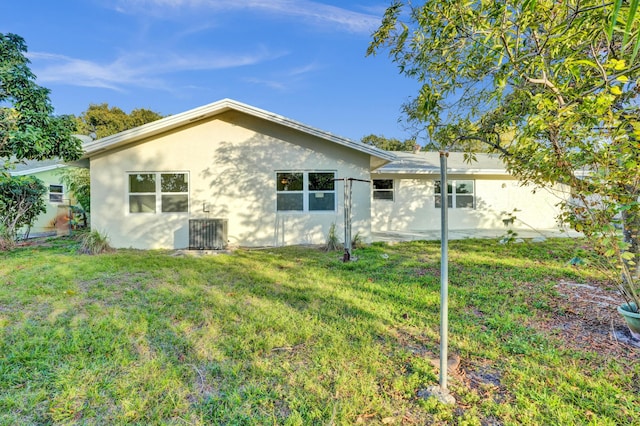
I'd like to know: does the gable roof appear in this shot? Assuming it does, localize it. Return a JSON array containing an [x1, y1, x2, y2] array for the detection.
[[81, 98, 396, 169], [373, 151, 508, 175]]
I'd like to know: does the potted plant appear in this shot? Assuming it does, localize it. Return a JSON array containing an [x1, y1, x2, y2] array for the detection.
[[576, 214, 640, 340], [615, 251, 640, 339]]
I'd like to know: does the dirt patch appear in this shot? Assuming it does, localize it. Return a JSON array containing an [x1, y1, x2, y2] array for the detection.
[[532, 279, 639, 360]]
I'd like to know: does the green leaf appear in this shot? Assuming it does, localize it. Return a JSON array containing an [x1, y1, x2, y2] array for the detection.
[[608, 0, 624, 40], [621, 251, 636, 261], [622, 0, 639, 50], [572, 59, 600, 70]]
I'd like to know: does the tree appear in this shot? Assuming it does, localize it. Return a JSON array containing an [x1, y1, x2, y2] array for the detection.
[[65, 104, 164, 216], [0, 33, 82, 246], [361, 134, 416, 151], [368, 1, 640, 310], [0, 33, 82, 169], [361, 132, 489, 152], [75, 103, 163, 139]]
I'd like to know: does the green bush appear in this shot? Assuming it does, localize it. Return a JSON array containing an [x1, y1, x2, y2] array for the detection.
[[0, 175, 46, 247]]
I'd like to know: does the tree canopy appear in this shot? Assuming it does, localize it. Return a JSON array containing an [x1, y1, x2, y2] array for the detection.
[[62, 104, 164, 215], [368, 1, 640, 308], [0, 33, 82, 246], [0, 33, 82, 168], [361, 134, 416, 151], [75, 104, 164, 139]]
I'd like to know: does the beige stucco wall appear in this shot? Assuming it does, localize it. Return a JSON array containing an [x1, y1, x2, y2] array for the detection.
[[90, 111, 373, 249], [372, 173, 569, 233]]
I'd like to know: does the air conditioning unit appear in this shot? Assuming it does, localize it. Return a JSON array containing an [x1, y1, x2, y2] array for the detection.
[[189, 219, 228, 250]]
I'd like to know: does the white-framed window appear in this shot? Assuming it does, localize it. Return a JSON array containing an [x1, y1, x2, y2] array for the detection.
[[435, 180, 475, 209], [276, 171, 336, 212], [373, 179, 394, 201], [49, 185, 63, 203], [128, 172, 189, 214]]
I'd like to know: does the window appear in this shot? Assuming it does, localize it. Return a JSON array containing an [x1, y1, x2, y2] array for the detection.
[[49, 185, 63, 203], [435, 180, 475, 208], [128, 172, 189, 213], [373, 179, 394, 201], [277, 171, 335, 212]]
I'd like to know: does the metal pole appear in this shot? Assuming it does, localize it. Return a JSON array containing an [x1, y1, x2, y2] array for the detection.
[[343, 178, 352, 261], [439, 150, 449, 391]]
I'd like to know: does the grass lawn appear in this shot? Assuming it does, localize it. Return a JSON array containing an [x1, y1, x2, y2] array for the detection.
[[0, 236, 638, 425]]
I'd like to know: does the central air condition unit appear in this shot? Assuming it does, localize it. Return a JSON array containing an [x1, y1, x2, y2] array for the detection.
[[189, 219, 228, 250]]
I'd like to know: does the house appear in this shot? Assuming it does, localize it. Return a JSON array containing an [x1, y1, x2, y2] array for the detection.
[[371, 151, 570, 236], [80, 99, 395, 249], [10, 159, 76, 237], [80, 99, 571, 250]]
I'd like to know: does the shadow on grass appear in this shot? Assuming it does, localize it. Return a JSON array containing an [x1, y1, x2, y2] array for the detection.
[[1, 238, 635, 425]]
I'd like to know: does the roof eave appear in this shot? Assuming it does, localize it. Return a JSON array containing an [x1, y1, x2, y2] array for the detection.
[[373, 168, 509, 175], [10, 163, 67, 176], [81, 99, 396, 165]]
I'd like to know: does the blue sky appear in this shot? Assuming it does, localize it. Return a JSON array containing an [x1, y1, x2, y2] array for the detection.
[[2, 0, 419, 142]]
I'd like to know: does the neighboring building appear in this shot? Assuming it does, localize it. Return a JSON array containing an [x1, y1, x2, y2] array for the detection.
[[371, 151, 569, 234], [10, 160, 76, 236], [79, 99, 571, 250], [80, 99, 395, 249]]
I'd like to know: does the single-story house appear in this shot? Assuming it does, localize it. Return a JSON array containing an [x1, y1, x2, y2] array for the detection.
[[371, 151, 570, 235], [79, 99, 395, 249], [79, 99, 570, 250], [10, 159, 77, 237]]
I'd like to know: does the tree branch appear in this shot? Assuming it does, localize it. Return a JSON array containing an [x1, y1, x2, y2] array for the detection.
[[455, 135, 512, 157], [524, 73, 566, 105]]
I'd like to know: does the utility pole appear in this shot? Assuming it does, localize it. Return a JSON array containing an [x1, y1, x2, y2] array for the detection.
[[335, 177, 370, 262], [439, 150, 450, 392], [424, 151, 456, 404]]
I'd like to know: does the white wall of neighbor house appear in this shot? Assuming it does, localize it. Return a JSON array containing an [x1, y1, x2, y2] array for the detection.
[[90, 110, 373, 249], [371, 173, 569, 233]]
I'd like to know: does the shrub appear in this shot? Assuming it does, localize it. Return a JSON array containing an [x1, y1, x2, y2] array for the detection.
[[78, 230, 114, 255], [0, 175, 46, 248]]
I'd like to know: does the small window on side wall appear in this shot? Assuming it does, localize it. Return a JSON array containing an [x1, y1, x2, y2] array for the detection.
[[49, 185, 63, 203], [373, 179, 394, 201]]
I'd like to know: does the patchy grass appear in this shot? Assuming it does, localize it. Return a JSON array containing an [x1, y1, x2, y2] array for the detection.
[[0, 236, 637, 425]]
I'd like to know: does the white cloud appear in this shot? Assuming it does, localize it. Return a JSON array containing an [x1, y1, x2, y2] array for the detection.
[[287, 62, 321, 77], [244, 61, 320, 90], [112, 0, 381, 34], [27, 48, 284, 91], [244, 77, 287, 90]]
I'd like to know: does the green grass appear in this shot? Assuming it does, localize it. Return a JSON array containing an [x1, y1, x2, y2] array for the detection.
[[0, 237, 637, 425]]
